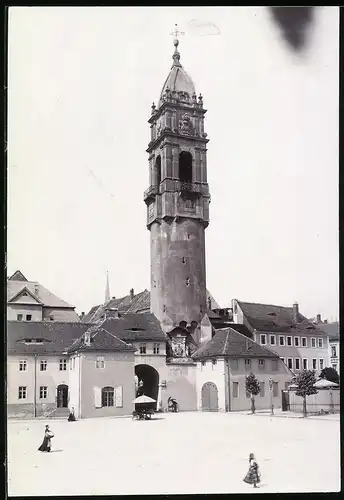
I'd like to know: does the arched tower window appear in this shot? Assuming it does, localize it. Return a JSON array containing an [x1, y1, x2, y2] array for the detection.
[[179, 152, 192, 182], [155, 155, 161, 187]]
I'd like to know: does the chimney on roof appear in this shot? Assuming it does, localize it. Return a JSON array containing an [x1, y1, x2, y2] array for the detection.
[[34, 284, 39, 296], [130, 288, 134, 300], [80, 312, 85, 319], [316, 314, 322, 323], [292, 302, 299, 324], [109, 307, 119, 318], [324, 319, 328, 324]]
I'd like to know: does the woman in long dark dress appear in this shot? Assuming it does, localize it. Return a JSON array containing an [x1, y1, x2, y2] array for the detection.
[[243, 453, 261, 488], [68, 407, 76, 422], [38, 425, 54, 452]]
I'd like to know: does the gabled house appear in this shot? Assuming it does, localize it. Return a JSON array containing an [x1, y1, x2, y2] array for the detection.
[[231, 299, 330, 375], [7, 270, 80, 322], [192, 327, 293, 412]]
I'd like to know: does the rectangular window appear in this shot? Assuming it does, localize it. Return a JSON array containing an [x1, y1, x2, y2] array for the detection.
[[279, 336, 285, 346], [18, 386, 27, 399], [318, 338, 323, 348], [153, 343, 160, 354], [286, 336, 292, 347], [287, 358, 293, 370], [311, 338, 316, 348], [19, 360, 27, 371], [331, 346, 337, 357], [319, 358, 324, 370], [271, 359, 278, 371], [272, 381, 278, 398], [270, 335, 276, 346], [260, 334, 266, 345], [302, 358, 308, 370], [96, 356, 105, 369], [102, 388, 114, 407], [258, 359, 265, 370], [260, 382, 265, 397], [295, 358, 300, 370], [26, 314, 32, 321], [40, 360, 47, 371], [294, 337, 300, 347], [139, 343, 147, 354], [59, 359, 67, 371], [312, 359, 317, 370], [232, 382, 239, 398], [301, 337, 307, 348], [17, 314, 23, 321], [244, 359, 251, 368], [212, 359, 217, 366], [39, 386, 48, 399]]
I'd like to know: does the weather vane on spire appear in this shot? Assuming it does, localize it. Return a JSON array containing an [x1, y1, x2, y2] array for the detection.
[[170, 23, 185, 41]]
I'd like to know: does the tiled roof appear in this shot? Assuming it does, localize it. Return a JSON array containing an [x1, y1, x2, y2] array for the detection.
[[318, 322, 339, 339], [7, 279, 75, 309], [102, 313, 166, 342], [7, 321, 90, 355], [8, 270, 28, 281], [237, 300, 325, 335], [83, 289, 219, 322], [68, 327, 136, 353], [192, 327, 279, 360]]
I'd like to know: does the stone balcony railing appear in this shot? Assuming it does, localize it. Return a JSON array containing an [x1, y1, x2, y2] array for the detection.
[[144, 185, 158, 204]]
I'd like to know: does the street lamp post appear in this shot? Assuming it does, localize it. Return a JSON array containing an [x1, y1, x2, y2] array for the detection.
[[269, 377, 274, 416]]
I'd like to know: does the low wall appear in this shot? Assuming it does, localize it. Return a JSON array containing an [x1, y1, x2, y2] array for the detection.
[[7, 403, 58, 419], [289, 389, 340, 414]]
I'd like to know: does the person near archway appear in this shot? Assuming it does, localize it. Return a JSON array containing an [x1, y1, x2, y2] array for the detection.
[[38, 425, 54, 452]]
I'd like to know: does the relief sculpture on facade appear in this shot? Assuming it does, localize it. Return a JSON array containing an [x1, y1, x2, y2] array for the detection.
[[179, 113, 194, 136]]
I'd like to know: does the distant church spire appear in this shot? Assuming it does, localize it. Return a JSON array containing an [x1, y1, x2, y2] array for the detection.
[[105, 271, 110, 303]]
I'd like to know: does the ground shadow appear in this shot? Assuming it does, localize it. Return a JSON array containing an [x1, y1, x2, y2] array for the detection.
[[51, 449, 64, 452]]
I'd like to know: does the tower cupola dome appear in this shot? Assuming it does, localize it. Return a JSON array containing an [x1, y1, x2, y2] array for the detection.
[[159, 38, 196, 107]]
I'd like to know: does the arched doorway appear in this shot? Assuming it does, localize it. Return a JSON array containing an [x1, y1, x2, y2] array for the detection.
[[201, 382, 218, 412], [57, 384, 68, 408], [135, 364, 159, 408]]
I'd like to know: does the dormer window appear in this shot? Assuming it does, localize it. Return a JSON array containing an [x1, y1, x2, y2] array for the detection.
[[267, 312, 276, 316]]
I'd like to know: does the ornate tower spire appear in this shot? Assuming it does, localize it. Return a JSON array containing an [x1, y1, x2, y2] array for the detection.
[[144, 29, 211, 345], [105, 271, 110, 303], [170, 24, 184, 68]]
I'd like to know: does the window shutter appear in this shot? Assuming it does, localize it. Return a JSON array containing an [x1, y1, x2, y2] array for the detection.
[[94, 387, 102, 408], [115, 386, 123, 407]]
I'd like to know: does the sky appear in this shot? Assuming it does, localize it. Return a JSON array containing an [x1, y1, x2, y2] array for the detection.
[[7, 7, 339, 320]]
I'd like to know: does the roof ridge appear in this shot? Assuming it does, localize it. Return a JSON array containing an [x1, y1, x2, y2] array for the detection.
[[221, 329, 230, 355], [101, 328, 132, 346], [238, 299, 293, 310]]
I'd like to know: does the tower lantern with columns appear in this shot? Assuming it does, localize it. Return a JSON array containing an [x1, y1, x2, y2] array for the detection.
[[144, 27, 211, 345]]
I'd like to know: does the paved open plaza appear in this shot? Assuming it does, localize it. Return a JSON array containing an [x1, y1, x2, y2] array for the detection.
[[8, 411, 340, 496]]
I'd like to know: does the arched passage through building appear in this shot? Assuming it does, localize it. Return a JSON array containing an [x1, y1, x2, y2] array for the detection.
[[135, 364, 159, 407], [201, 382, 218, 412]]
